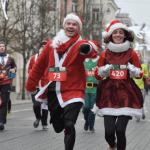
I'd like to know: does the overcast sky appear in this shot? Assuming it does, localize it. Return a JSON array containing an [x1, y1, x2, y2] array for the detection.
[[114, 0, 150, 43]]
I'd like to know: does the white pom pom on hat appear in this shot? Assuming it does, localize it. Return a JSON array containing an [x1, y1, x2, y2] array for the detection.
[[103, 20, 130, 38], [63, 13, 83, 31], [89, 40, 102, 52]]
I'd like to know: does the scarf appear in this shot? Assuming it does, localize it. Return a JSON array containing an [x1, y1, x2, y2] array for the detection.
[[55, 33, 79, 55], [0, 52, 6, 56]]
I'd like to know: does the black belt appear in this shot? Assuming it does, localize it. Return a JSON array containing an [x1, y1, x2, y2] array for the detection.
[[86, 82, 97, 88]]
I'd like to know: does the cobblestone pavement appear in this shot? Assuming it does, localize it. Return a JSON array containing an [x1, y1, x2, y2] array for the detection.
[[0, 93, 150, 150]]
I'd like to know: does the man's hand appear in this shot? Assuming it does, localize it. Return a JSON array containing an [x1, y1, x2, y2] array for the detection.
[[78, 44, 90, 55], [10, 69, 15, 73]]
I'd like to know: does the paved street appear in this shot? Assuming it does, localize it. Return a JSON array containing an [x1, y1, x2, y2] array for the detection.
[[0, 93, 150, 150]]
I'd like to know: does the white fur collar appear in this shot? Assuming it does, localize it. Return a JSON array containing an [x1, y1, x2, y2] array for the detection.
[[51, 29, 70, 48], [107, 41, 130, 53], [85, 57, 99, 62]]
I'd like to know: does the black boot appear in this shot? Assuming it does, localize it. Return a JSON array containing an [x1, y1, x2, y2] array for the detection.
[[83, 109, 89, 131], [84, 121, 88, 131]]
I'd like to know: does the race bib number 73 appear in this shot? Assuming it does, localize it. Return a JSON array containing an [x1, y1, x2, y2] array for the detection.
[[48, 67, 67, 81]]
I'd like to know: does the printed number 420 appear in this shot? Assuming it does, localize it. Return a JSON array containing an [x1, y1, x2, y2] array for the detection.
[[53, 73, 60, 79], [111, 71, 124, 77]]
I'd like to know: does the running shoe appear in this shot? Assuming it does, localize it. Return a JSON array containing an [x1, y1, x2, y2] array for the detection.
[[89, 126, 95, 133], [0, 122, 4, 131], [33, 119, 40, 128], [43, 125, 48, 131], [107, 143, 117, 150]]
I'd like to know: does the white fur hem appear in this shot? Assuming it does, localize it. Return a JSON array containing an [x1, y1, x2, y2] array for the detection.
[[93, 107, 142, 117], [108, 41, 130, 53]]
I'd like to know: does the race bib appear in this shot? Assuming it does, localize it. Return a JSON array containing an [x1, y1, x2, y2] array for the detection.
[[0, 73, 6, 79], [109, 65, 127, 79], [86, 71, 95, 76], [48, 67, 67, 81]]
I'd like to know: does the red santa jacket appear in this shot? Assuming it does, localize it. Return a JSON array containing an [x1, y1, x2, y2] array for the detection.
[[25, 37, 95, 108], [28, 54, 47, 88]]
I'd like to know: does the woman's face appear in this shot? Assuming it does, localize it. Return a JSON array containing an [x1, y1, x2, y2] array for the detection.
[[112, 29, 126, 44]]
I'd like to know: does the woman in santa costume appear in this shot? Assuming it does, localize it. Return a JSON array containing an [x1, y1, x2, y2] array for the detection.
[[25, 13, 96, 150], [83, 40, 101, 133], [92, 20, 143, 150], [0, 41, 17, 131], [28, 40, 48, 130]]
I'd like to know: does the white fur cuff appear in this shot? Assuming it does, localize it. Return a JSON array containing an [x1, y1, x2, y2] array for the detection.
[[91, 104, 99, 114]]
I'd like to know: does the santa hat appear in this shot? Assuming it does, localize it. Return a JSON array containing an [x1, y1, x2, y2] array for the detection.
[[102, 20, 130, 38], [89, 40, 102, 52], [40, 40, 48, 48], [63, 13, 83, 31]]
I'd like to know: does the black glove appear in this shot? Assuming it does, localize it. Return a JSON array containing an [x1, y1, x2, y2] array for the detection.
[[78, 44, 90, 55]]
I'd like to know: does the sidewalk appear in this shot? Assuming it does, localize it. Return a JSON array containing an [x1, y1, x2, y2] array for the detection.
[[10, 92, 32, 105]]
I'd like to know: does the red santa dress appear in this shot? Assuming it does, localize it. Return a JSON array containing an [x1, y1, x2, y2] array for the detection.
[[93, 41, 143, 117]]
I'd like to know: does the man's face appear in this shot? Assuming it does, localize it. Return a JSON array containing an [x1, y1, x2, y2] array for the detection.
[[64, 20, 80, 38], [0, 44, 5, 53]]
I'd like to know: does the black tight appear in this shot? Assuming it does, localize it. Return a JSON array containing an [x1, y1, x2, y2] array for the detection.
[[104, 115, 129, 150], [52, 118, 75, 150]]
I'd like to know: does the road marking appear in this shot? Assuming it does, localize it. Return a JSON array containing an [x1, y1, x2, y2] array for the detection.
[[12, 108, 32, 113]]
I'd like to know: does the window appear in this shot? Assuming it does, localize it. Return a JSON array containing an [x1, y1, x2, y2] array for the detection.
[[92, 9, 99, 22], [72, 0, 78, 13]]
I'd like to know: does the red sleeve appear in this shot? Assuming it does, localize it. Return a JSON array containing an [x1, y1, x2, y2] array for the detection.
[[28, 55, 35, 74], [25, 41, 51, 92], [132, 50, 142, 79], [95, 50, 106, 80]]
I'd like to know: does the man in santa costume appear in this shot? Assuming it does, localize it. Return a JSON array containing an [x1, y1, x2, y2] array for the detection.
[[83, 40, 101, 133], [28, 40, 48, 130], [25, 13, 96, 150]]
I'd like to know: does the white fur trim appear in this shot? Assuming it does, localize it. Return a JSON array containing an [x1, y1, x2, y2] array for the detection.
[[107, 23, 129, 36], [89, 41, 98, 52], [95, 107, 142, 117], [51, 29, 70, 48], [108, 41, 130, 53], [63, 13, 82, 31], [91, 104, 99, 114], [85, 57, 99, 62], [25, 89, 37, 95], [102, 31, 107, 38]]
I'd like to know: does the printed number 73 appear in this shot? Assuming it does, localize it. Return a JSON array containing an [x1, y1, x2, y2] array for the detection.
[[53, 73, 60, 79]]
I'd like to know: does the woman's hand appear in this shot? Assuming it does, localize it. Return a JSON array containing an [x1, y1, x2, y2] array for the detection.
[[10, 69, 15, 73]]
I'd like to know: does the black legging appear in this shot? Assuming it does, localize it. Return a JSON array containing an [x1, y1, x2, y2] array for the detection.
[[104, 115, 129, 150], [52, 118, 75, 150]]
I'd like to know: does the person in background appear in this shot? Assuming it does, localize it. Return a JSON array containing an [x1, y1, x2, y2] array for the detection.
[[92, 20, 143, 150], [7, 71, 16, 117], [28, 40, 49, 131], [0, 41, 17, 131], [133, 53, 149, 121], [83, 40, 101, 133]]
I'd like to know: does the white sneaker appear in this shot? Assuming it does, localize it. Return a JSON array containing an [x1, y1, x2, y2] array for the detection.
[[43, 126, 48, 131]]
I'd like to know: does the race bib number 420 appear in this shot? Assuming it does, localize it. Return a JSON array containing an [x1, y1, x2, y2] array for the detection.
[[48, 67, 67, 81], [109, 65, 127, 79]]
